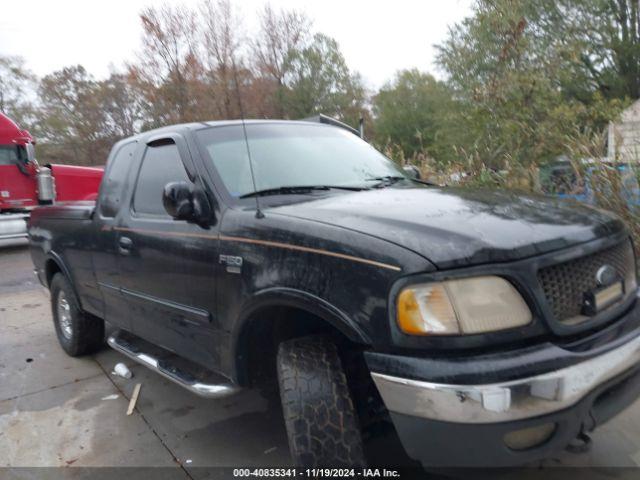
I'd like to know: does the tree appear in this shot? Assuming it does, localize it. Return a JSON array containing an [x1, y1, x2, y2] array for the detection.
[[373, 69, 455, 160], [438, 0, 640, 107], [253, 4, 311, 86], [435, 0, 627, 168], [11, 3, 375, 166], [0, 55, 37, 129], [38, 66, 111, 165], [100, 72, 145, 138], [253, 4, 312, 116], [281, 33, 366, 125], [537, 0, 640, 100], [199, 0, 245, 119], [130, 4, 203, 126]]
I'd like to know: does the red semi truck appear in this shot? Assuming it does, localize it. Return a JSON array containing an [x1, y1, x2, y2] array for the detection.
[[0, 112, 103, 245]]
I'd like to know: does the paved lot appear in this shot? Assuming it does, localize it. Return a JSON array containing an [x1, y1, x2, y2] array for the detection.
[[0, 245, 290, 474], [2, 245, 640, 474]]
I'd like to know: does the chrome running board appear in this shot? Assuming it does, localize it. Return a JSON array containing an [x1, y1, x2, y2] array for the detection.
[[107, 330, 241, 399]]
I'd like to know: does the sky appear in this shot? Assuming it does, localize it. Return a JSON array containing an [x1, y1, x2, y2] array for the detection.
[[0, 0, 473, 90]]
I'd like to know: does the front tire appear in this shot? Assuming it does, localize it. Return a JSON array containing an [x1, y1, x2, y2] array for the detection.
[[50, 273, 104, 356], [277, 336, 366, 467]]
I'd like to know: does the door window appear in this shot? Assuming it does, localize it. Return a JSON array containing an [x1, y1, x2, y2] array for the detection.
[[133, 143, 190, 216]]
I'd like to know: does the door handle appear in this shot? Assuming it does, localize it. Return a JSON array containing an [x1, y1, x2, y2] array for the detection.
[[118, 236, 133, 254]]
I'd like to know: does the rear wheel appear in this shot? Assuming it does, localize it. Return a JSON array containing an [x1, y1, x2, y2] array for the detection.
[[50, 273, 104, 356], [277, 335, 366, 467]]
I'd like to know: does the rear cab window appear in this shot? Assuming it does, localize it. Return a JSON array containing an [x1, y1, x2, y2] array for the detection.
[[99, 141, 137, 218]]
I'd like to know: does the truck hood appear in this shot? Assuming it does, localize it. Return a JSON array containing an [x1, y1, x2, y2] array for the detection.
[[269, 186, 626, 269]]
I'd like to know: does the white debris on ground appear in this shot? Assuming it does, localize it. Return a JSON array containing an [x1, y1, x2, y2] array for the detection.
[[112, 363, 132, 379]]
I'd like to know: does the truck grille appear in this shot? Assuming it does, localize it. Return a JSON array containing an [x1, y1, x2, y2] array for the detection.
[[537, 240, 636, 324]]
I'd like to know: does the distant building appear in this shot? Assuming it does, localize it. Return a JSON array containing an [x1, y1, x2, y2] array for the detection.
[[608, 99, 640, 162]]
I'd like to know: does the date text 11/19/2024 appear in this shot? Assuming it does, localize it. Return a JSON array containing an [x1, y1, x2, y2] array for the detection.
[[233, 468, 400, 477]]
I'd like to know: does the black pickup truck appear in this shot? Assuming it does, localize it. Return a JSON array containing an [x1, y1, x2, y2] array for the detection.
[[29, 118, 640, 467]]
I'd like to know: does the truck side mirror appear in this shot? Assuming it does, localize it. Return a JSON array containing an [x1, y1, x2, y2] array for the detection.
[[163, 181, 213, 227], [163, 181, 193, 219]]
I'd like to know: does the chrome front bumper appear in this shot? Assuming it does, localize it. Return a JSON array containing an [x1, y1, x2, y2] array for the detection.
[[371, 333, 640, 424]]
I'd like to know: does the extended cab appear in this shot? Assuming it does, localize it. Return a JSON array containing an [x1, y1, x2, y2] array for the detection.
[[29, 120, 640, 467]]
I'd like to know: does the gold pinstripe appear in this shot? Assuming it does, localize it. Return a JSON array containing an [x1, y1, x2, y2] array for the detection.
[[105, 226, 402, 272]]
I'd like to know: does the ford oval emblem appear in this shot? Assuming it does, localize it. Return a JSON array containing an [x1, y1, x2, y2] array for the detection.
[[596, 265, 618, 286]]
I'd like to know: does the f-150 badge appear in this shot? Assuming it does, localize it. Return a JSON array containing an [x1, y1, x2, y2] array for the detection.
[[219, 255, 243, 274]]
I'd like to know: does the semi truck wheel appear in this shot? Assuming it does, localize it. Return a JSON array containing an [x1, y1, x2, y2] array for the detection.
[[50, 273, 104, 356], [277, 336, 366, 467]]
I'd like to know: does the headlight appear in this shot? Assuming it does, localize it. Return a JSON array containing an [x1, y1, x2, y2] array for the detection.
[[397, 276, 532, 335]]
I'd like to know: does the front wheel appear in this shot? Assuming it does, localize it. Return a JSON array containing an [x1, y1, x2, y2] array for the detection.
[[277, 336, 366, 467], [50, 273, 104, 356]]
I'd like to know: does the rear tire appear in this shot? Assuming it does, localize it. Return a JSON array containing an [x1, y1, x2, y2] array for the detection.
[[277, 335, 366, 467], [50, 273, 104, 356]]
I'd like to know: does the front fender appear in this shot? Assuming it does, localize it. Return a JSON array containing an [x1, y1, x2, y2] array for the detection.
[[230, 287, 370, 384], [233, 286, 370, 344]]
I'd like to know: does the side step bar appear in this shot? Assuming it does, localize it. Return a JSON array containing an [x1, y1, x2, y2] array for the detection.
[[107, 331, 241, 399]]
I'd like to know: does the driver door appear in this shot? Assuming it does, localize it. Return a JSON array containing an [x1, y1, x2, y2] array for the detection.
[[116, 135, 220, 368]]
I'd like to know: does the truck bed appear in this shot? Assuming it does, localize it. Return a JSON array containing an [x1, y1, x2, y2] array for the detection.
[[28, 201, 101, 316]]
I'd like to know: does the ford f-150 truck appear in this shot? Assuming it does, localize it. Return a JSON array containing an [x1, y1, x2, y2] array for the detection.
[[29, 119, 640, 467]]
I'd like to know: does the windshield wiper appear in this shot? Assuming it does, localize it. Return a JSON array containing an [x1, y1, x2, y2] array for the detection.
[[365, 176, 407, 188], [239, 185, 368, 199], [366, 175, 440, 188]]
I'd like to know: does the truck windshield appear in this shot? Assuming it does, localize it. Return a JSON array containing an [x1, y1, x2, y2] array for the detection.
[[196, 123, 406, 198], [0, 146, 19, 166]]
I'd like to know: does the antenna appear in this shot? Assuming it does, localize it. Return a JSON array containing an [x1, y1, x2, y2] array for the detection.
[[231, 58, 264, 219]]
